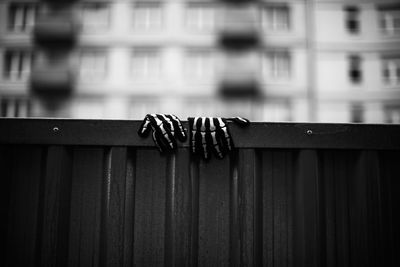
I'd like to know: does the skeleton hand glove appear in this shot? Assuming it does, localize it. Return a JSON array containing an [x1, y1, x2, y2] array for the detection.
[[138, 114, 187, 153], [188, 117, 250, 160]]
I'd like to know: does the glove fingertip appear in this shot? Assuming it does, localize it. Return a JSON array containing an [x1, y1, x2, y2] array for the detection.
[[178, 131, 187, 142], [137, 129, 145, 137], [138, 120, 151, 138], [233, 117, 250, 127]]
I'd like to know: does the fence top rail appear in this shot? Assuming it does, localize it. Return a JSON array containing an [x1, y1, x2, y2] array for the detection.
[[0, 118, 399, 149]]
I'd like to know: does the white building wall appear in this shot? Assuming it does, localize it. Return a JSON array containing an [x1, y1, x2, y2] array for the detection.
[[1, 0, 398, 122]]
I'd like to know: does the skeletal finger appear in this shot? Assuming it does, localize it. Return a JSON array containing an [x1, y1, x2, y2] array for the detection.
[[189, 117, 199, 154], [194, 117, 204, 158], [158, 114, 174, 132], [169, 114, 187, 141], [217, 118, 233, 151], [138, 116, 151, 137], [200, 117, 208, 159], [152, 130, 164, 152], [229, 117, 250, 127], [159, 123, 176, 150]]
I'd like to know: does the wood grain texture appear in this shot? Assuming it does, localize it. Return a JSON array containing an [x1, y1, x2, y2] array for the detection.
[[379, 151, 400, 267], [197, 156, 231, 266], [3, 146, 44, 267], [350, 151, 371, 267], [165, 149, 192, 266], [133, 149, 167, 266], [190, 155, 200, 267], [237, 149, 258, 266], [122, 149, 136, 267], [0, 146, 12, 267], [261, 150, 295, 267], [68, 148, 105, 267], [294, 150, 321, 267], [100, 147, 135, 267], [320, 150, 354, 267], [40, 146, 73, 267]]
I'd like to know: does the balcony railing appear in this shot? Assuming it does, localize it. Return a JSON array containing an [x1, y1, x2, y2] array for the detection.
[[1, 118, 399, 266], [217, 4, 260, 48], [218, 50, 261, 98], [218, 79, 261, 98], [30, 61, 75, 95], [33, 12, 79, 46]]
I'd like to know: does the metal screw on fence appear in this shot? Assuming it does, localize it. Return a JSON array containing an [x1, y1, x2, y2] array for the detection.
[[306, 129, 313, 135], [53, 126, 60, 133]]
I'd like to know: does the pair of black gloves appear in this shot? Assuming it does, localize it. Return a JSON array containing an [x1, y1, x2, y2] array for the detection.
[[138, 114, 250, 160]]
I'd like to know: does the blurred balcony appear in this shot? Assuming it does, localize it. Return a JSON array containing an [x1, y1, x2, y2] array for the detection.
[[218, 50, 261, 98], [219, 79, 261, 98], [30, 58, 75, 96], [33, 10, 79, 46], [217, 4, 260, 49]]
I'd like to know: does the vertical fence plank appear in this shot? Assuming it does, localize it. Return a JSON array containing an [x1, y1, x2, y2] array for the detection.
[[261, 150, 295, 267], [274, 151, 292, 267], [68, 148, 105, 267], [190, 155, 200, 267], [261, 151, 274, 267], [230, 152, 240, 267], [364, 151, 384, 267], [0, 146, 12, 267], [165, 148, 192, 266], [197, 156, 231, 267], [349, 151, 371, 267], [40, 146, 73, 267], [4, 146, 44, 267], [294, 149, 321, 267], [334, 151, 351, 267], [123, 149, 136, 267], [253, 149, 263, 267], [134, 149, 167, 266], [380, 150, 400, 267], [320, 150, 357, 267], [321, 151, 339, 267], [101, 147, 134, 267], [237, 149, 259, 266]]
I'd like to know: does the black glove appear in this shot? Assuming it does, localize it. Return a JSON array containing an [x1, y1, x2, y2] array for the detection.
[[188, 116, 250, 160], [138, 114, 187, 153]]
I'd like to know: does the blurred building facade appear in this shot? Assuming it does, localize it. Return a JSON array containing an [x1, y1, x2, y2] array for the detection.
[[0, 0, 399, 122]]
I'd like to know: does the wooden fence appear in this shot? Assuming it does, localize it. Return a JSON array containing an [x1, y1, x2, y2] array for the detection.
[[1, 118, 399, 267]]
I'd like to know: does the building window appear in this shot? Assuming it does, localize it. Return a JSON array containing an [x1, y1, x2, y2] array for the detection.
[[184, 49, 215, 79], [3, 50, 33, 81], [382, 56, 400, 85], [132, 2, 162, 30], [345, 6, 360, 34], [261, 5, 290, 31], [79, 51, 108, 80], [7, 3, 37, 32], [185, 3, 215, 32], [262, 51, 291, 80], [351, 103, 364, 123], [131, 48, 161, 78], [0, 97, 31, 117], [81, 2, 110, 31], [379, 5, 400, 35], [349, 55, 362, 83]]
